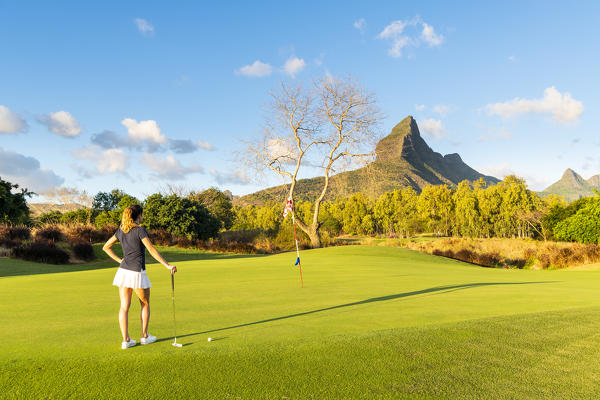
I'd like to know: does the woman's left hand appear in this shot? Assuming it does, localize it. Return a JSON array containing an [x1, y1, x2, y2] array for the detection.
[[168, 265, 177, 274]]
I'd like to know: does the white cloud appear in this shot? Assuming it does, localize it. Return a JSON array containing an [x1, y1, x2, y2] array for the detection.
[[378, 20, 410, 39], [433, 104, 452, 117], [485, 86, 584, 123], [72, 146, 128, 174], [283, 57, 306, 77], [121, 118, 168, 144], [414, 104, 426, 111], [134, 18, 154, 36], [508, 55, 516, 62], [235, 60, 273, 77], [421, 23, 444, 46], [378, 18, 443, 58], [419, 118, 448, 140], [0, 147, 64, 191], [209, 168, 250, 185], [0, 105, 27, 134], [477, 163, 515, 180], [267, 138, 297, 162], [353, 18, 366, 33], [197, 141, 214, 151], [38, 111, 81, 137], [141, 153, 204, 180]]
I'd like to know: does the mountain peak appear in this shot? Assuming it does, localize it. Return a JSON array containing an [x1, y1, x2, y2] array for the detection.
[[543, 168, 596, 201], [375, 116, 428, 164], [373, 116, 498, 186], [560, 168, 585, 185], [587, 174, 600, 187], [236, 116, 500, 206]]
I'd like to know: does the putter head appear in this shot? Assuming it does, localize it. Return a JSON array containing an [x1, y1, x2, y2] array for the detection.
[[172, 340, 182, 347]]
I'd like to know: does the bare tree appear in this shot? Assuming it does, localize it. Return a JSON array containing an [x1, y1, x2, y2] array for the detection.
[[245, 76, 382, 247]]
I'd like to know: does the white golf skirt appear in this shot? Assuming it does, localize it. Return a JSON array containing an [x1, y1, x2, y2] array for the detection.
[[112, 268, 152, 289]]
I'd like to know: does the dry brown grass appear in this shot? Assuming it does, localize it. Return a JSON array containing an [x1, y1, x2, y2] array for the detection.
[[404, 237, 600, 269]]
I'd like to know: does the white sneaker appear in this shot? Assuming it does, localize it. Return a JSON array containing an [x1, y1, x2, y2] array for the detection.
[[121, 338, 137, 349], [140, 334, 156, 345]]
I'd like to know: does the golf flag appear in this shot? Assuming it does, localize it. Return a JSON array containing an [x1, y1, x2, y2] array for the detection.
[[283, 197, 293, 218], [284, 195, 303, 287]]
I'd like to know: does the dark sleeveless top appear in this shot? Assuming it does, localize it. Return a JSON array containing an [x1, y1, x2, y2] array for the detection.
[[114, 226, 149, 272]]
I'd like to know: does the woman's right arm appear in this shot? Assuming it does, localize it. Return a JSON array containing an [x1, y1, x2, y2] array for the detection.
[[102, 235, 123, 264], [141, 237, 177, 274]]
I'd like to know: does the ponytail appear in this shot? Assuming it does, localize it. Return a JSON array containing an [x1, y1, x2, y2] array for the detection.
[[121, 204, 143, 233]]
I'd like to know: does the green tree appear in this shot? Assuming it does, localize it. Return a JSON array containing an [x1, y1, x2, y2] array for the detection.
[[255, 202, 282, 232], [417, 185, 453, 236], [92, 189, 126, 212], [94, 194, 140, 227], [60, 209, 89, 224], [554, 192, 600, 243], [37, 210, 62, 224], [374, 187, 420, 237], [143, 194, 220, 240], [232, 205, 259, 231], [189, 188, 235, 230], [330, 193, 375, 235], [452, 181, 480, 237], [495, 175, 539, 238], [0, 177, 33, 224], [476, 183, 501, 238]]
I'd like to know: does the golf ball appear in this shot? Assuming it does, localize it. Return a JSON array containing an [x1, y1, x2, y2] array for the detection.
[[207, 337, 212, 342]]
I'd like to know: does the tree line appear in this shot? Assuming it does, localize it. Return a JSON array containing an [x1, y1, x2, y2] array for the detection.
[[233, 176, 600, 244], [2, 174, 599, 246]]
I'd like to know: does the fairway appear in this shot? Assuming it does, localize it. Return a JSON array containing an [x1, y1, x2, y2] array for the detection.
[[2, 245, 600, 399]]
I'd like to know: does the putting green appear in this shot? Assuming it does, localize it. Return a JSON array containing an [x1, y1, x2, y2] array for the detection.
[[2, 245, 600, 398]]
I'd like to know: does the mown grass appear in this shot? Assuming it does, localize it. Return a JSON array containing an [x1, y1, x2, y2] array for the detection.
[[2, 245, 600, 398]]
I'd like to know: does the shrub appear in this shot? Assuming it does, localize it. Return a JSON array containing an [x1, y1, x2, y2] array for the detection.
[[98, 224, 118, 241], [0, 238, 19, 249], [199, 239, 260, 254], [218, 229, 261, 244], [454, 249, 475, 263], [174, 236, 193, 248], [33, 225, 64, 242], [14, 242, 70, 264], [0, 225, 31, 241], [149, 229, 174, 246], [475, 252, 501, 267], [71, 242, 96, 261], [65, 225, 95, 243], [64, 224, 113, 244]]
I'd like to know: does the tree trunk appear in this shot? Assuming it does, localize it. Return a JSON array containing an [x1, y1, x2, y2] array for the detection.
[[308, 226, 321, 248]]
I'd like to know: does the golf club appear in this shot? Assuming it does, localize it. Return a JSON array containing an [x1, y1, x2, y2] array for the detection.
[[171, 273, 182, 347]]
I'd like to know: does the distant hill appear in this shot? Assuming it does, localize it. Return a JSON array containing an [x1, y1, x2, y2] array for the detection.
[[235, 116, 500, 206], [28, 203, 84, 217], [541, 169, 600, 201]]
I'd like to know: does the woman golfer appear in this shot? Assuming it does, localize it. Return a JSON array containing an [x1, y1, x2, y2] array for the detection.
[[103, 204, 177, 349]]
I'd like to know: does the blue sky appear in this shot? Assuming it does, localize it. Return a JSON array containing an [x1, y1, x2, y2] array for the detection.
[[1, 1, 599, 201]]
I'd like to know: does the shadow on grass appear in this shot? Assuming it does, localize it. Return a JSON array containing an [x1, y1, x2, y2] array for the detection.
[[0, 244, 265, 278], [157, 281, 557, 343]]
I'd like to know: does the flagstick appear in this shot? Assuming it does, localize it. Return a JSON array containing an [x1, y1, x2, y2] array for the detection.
[[291, 211, 303, 288]]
